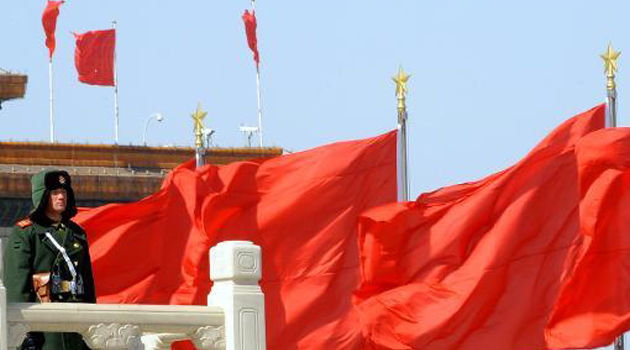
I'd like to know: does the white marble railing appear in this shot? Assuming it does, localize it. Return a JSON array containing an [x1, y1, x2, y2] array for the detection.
[[0, 240, 266, 350]]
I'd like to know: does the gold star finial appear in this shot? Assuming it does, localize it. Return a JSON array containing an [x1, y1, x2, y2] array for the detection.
[[392, 66, 410, 99], [601, 42, 621, 74], [192, 103, 207, 130], [601, 43, 621, 92], [191, 103, 207, 148]]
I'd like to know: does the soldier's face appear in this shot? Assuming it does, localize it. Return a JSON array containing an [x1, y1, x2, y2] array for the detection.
[[48, 188, 67, 214]]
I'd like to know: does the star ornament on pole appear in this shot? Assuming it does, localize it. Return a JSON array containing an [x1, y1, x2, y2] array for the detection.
[[392, 66, 410, 100], [601, 43, 621, 92], [191, 103, 207, 148], [392, 67, 410, 124]]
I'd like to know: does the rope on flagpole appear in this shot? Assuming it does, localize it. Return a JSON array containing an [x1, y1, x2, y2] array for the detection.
[[49, 58, 55, 143], [251, 0, 263, 147]]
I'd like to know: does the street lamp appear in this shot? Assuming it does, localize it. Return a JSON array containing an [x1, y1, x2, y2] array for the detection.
[[202, 127, 215, 148], [239, 125, 259, 148], [143, 112, 164, 146]]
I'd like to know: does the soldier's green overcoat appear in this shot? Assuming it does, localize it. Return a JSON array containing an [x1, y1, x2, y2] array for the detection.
[[3, 170, 96, 350]]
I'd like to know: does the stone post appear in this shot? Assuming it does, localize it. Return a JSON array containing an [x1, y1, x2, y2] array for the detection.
[[207, 241, 266, 350], [1, 238, 8, 350]]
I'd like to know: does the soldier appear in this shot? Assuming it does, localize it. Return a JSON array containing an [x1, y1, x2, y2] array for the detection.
[[3, 169, 96, 350]]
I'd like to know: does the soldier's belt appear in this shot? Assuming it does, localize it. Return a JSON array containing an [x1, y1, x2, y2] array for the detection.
[[59, 280, 72, 293], [32, 273, 74, 303]]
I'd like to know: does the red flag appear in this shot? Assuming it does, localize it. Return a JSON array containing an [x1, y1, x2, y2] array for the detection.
[[545, 127, 630, 347], [355, 105, 612, 350], [42, 1, 63, 59], [242, 10, 260, 67], [74, 29, 116, 86], [75, 131, 397, 350]]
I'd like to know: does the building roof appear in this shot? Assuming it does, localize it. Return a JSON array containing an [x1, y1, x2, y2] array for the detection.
[[0, 141, 283, 170], [0, 141, 283, 226], [0, 72, 27, 103]]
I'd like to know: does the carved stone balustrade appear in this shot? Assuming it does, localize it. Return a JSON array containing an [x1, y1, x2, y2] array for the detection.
[[0, 240, 266, 350], [6, 303, 224, 350]]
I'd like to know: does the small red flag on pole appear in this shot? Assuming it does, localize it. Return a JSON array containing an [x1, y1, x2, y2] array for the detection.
[[74, 29, 116, 86], [42, 0, 63, 59], [242, 4, 264, 147], [42, 0, 63, 142], [242, 10, 260, 67]]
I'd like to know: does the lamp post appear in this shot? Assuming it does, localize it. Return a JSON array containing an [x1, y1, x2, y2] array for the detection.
[[202, 127, 215, 148], [143, 112, 164, 146], [239, 125, 259, 148]]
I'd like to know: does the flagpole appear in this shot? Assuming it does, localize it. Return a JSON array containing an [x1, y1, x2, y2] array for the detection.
[[192, 104, 208, 169], [112, 20, 119, 144], [602, 42, 622, 350], [393, 67, 410, 201], [48, 58, 55, 143], [251, 0, 263, 147], [602, 43, 620, 128], [255, 65, 264, 147]]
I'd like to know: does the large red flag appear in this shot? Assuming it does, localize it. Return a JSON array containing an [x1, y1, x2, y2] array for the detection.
[[545, 127, 630, 347], [355, 105, 614, 350], [42, 1, 63, 59], [75, 130, 397, 350], [74, 29, 116, 86], [242, 10, 260, 67]]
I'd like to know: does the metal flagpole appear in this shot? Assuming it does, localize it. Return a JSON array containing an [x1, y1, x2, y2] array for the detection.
[[48, 58, 55, 142], [393, 66, 410, 201], [602, 43, 620, 128], [112, 20, 120, 144], [192, 103, 208, 169], [256, 64, 263, 147], [251, 0, 263, 147], [601, 42, 622, 350]]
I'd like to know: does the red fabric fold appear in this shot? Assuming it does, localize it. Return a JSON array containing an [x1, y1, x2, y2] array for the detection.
[[75, 131, 397, 350], [355, 105, 613, 350], [546, 127, 630, 348], [42, 1, 63, 59], [74, 29, 116, 86]]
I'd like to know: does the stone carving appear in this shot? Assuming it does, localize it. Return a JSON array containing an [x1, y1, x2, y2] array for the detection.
[[8, 322, 30, 348], [236, 252, 258, 274], [210, 241, 262, 283], [191, 326, 225, 350], [84, 323, 142, 350], [141, 333, 189, 350], [239, 308, 261, 350]]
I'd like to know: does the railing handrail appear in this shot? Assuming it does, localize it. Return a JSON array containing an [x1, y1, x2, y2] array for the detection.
[[9, 302, 224, 329]]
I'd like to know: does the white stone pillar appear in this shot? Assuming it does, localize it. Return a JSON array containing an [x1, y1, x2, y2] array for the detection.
[[207, 241, 266, 350], [0, 238, 8, 350]]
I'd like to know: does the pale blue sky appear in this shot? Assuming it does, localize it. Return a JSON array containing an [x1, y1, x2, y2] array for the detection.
[[2, 1, 629, 348], [2, 1, 628, 198]]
